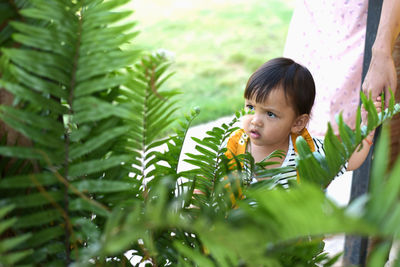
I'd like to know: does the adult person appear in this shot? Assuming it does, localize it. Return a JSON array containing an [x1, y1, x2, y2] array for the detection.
[[283, 1, 400, 265], [283, 0, 400, 138], [363, 0, 400, 108]]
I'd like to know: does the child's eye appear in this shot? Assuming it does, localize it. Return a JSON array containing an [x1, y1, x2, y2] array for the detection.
[[246, 104, 254, 111], [267, 111, 276, 118]]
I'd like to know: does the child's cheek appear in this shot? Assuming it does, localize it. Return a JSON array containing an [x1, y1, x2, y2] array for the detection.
[[242, 116, 251, 129]]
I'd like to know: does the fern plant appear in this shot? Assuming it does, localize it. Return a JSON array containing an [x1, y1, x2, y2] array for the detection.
[[296, 91, 400, 188], [147, 107, 200, 203], [181, 112, 241, 211], [0, 0, 179, 265], [0, 204, 32, 266], [2, 0, 400, 266], [120, 53, 181, 191], [139, 92, 400, 266], [89, 108, 400, 267], [0, 1, 30, 49]]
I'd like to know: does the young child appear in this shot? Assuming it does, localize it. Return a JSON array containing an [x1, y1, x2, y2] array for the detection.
[[226, 57, 380, 188]]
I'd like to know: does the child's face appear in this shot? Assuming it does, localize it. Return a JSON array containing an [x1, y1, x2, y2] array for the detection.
[[242, 87, 301, 148]]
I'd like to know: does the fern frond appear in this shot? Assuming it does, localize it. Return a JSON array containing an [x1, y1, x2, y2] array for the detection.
[[0, 0, 143, 265], [0, 205, 33, 266], [182, 111, 243, 207], [339, 125, 400, 267], [364, 126, 400, 229], [79, 117, 400, 267], [296, 92, 400, 187], [0, 1, 30, 48], [117, 52, 180, 182], [147, 107, 200, 200]]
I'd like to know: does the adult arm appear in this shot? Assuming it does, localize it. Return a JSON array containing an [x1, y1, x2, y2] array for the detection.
[[362, 0, 400, 106]]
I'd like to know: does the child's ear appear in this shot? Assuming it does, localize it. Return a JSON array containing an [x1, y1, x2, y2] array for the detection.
[[291, 114, 310, 133]]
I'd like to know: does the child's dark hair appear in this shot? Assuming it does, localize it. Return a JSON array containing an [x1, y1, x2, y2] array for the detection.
[[244, 57, 315, 115]]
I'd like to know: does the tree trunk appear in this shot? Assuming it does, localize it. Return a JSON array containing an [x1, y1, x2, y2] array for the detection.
[[389, 35, 400, 169], [0, 89, 31, 147]]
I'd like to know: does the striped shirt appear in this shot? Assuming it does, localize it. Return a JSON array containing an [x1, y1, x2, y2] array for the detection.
[[252, 136, 346, 188], [225, 129, 346, 189]]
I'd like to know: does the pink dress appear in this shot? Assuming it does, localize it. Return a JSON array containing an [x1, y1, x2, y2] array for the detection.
[[284, 0, 368, 137]]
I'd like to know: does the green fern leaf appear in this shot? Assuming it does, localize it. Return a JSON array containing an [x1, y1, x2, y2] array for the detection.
[[296, 92, 400, 187], [0, 1, 146, 265], [1, 191, 63, 208], [0, 173, 59, 188], [71, 179, 134, 194]]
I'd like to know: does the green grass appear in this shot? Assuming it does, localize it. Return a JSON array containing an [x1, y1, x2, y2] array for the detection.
[[128, 0, 294, 125]]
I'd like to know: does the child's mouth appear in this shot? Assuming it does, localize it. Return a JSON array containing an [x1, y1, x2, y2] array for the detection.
[[250, 129, 261, 139]]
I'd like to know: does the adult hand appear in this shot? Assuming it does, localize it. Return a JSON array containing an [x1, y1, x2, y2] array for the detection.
[[362, 50, 397, 107]]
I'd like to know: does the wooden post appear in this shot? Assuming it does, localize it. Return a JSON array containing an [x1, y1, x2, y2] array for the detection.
[[389, 35, 400, 169], [343, 0, 383, 265]]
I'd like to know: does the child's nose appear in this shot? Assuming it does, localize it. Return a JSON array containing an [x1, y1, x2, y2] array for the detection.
[[250, 114, 263, 126]]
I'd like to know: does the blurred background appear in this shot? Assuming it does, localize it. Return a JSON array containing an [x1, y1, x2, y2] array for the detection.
[[129, 0, 295, 125]]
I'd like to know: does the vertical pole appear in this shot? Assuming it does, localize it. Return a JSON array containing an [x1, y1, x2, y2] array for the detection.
[[342, 0, 383, 265]]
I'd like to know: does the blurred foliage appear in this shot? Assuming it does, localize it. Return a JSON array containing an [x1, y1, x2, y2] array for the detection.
[[0, 1, 400, 266]]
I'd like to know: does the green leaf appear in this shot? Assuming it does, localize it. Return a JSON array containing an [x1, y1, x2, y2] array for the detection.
[[2, 48, 70, 83], [296, 137, 330, 185], [2, 191, 63, 208], [255, 166, 296, 178], [20, 5, 71, 23], [360, 92, 379, 132], [12, 32, 63, 54], [87, 0, 131, 13], [370, 126, 390, 194], [75, 74, 127, 97], [368, 147, 400, 223], [174, 241, 216, 267], [10, 64, 67, 98], [0, 218, 17, 235], [72, 97, 132, 123], [337, 113, 354, 155], [69, 126, 131, 159], [22, 226, 64, 249], [0, 24, 14, 47], [0, 80, 67, 115], [28, 242, 64, 265], [0, 249, 33, 266], [68, 155, 131, 178], [382, 204, 400, 235], [0, 173, 59, 188], [0, 113, 64, 149], [84, 10, 133, 30], [0, 105, 64, 135], [366, 241, 392, 267], [71, 217, 101, 243], [10, 20, 66, 46], [191, 137, 219, 152], [0, 205, 14, 220], [14, 210, 62, 229], [323, 124, 347, 176], [76, 50, 140, 82], [70, 180, 134, 193], [184, 158, 215, 173], [355, 106, 362, 143], [70, 198, 110, 217], [82, 20, 136, 41], [146, 137, 170, 151], [81, 31, 139, 55], [194, 145, 217, 158]]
